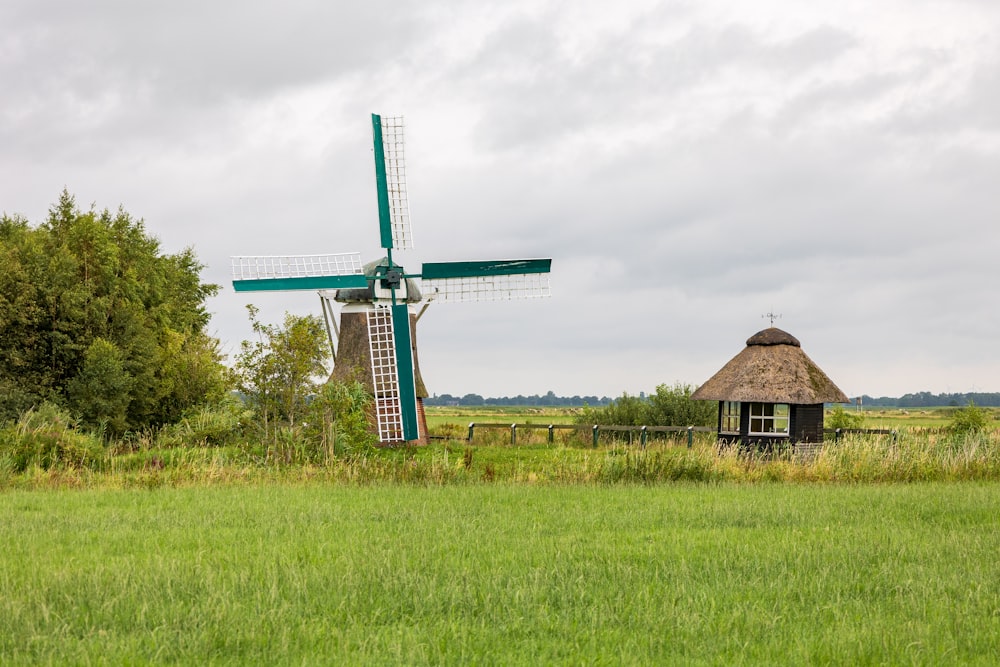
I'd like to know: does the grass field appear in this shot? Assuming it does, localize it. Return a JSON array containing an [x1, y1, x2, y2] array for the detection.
[[2, 483, 998, 664], [3, 406, 1000, 662]]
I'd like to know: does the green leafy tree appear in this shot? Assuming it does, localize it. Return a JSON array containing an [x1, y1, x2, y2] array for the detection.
[[0, 190, 227, 430], [646, 382, 716, 427], [579, 392, 648, 426], [66, 338, 134, 433], [235, 306, 330, 433]]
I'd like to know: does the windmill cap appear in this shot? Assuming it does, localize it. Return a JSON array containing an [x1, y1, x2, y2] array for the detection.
[[746, 327, 800, 347]]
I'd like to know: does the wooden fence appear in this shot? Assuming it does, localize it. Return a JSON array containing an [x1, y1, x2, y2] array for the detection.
[[465, 423, 715, 447], [463, 423, 897, 448]]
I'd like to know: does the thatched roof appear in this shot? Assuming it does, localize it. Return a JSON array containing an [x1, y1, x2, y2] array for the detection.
[[691, 327, 848, 404]]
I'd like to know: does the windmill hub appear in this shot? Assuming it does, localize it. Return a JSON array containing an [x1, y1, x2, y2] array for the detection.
[[380, 267, 403, 290]]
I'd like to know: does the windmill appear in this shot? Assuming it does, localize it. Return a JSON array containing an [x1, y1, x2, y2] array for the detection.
[[231, 114, 552, 444]]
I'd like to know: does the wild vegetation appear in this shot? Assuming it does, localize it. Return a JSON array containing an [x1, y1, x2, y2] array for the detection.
[[3, 408, 1000, 489], [576, 382, 717, 427]]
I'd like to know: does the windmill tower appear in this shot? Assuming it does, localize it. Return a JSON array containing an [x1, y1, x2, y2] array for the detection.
[[231, 114, 552, 444]]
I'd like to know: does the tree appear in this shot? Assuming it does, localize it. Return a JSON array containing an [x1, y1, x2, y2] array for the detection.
[[66, 338, 134, 433], [646, 383, 716, 427], [0, 190, 228, 430], [234, 306, 330, 432], [579, 392, 648, 426]]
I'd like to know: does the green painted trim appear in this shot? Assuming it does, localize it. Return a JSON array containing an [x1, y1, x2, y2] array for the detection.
[[232, 275, 369, 292], [371, 114, 394, 250], [391, 304, 419, 440], [420, 259, 552, 280]]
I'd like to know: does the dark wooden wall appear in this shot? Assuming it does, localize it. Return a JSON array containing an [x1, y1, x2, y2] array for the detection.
[[792, 403, 824, 443], [712, 401, 826, 448]]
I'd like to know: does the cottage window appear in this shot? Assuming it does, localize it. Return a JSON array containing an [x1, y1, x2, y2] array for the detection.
[[748, 403, 789, 435], [721, 401, 740, 433]]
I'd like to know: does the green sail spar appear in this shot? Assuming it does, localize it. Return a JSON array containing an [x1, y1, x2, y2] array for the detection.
[[421, 259, 552, 279]]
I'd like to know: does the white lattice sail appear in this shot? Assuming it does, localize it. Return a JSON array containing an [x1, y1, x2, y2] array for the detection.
[[367, 307, 406, 442], [380, 116, 413, 250], [421, 272, 552, 303], [230, 252, 363, 281]]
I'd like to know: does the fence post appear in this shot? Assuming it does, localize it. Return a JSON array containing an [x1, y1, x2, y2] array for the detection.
[[548, 424, 554, 444], [592, 425, 599, 448], [892, 429, 898, 446], [640, 426, 648, 449], [511, 423, 517, 446], [467, 422, 475, 442], [687, 426, 693, 448]]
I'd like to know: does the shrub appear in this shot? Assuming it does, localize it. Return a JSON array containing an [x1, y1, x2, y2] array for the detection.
[[0, 402, 106, 471], [949, 401, 988, 436], [156, 395, 255, 448], [304, 381, 377, 460], [826, 405, 865, 430], [577, 383, 716, 427]]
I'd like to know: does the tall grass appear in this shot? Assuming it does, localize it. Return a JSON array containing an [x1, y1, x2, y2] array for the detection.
[[0, 403, 105, 472], [4, 400, 1000, 489]]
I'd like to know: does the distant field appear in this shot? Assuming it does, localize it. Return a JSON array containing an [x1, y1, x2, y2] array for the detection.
[[426, 405, 1000, 432], [854, 406, 1000, 429], [424, 405, 579, 428], [2, 483, 998, 664]]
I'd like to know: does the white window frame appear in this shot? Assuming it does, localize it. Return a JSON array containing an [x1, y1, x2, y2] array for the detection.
[[721, 401, 741, 434], [748, 402, 789, 436]]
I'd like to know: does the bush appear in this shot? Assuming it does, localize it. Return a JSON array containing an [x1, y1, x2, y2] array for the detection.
[[156, 395, 255, 448], [826, 405, 865, 430], [578, 383, 716, 427], [0, 402, 106, 471], [949, 401, 988, 436], [304, 381, 377, 460]]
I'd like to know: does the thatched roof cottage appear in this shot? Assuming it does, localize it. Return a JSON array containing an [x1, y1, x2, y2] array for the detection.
[[692, 327, 848, 447]]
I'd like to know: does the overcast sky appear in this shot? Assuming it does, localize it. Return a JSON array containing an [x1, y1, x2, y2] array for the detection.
[[2, 0, 999, 399]]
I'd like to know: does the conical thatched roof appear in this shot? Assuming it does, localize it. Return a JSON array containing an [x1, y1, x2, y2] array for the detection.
[[691, 327, 848, 404]]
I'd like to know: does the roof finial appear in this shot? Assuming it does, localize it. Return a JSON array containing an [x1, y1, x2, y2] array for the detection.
[[763, 310, 781, 326]]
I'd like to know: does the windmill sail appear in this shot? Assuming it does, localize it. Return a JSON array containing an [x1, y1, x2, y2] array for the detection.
[[420, 259, 552, 303], [366, 306, 419, 442], [389, 304, 419, 439], [372, 114, 412, 251], [231, 253, 366, 292]]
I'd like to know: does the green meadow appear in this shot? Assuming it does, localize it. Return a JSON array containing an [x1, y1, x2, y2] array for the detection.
[[2, 483, 1000, 665], [3, 405, 1000, 663]]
